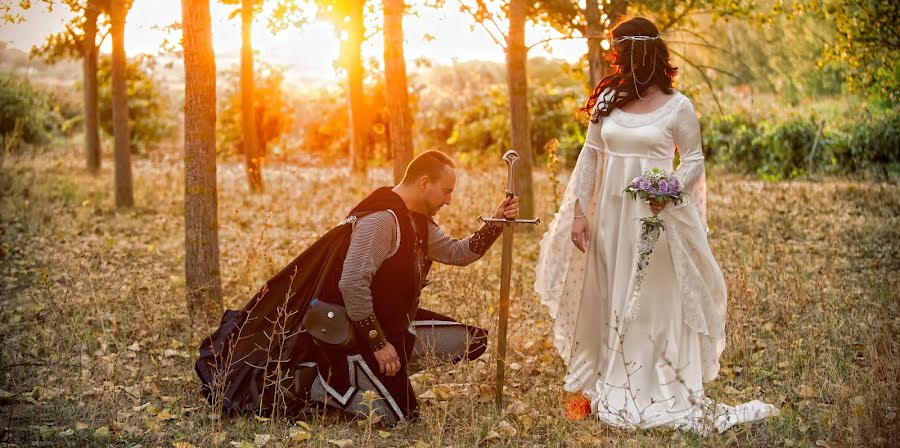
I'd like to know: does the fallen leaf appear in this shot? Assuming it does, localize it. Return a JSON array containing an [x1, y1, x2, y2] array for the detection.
[[94, 426, 111, 438], [328, 439, 354, 448], [156, 408, 176, 421], [75, 422, 90, 431], [56, 428, 75, 438], [254, 434, 271, 447], [433, 384, 453, 401], [378, 430, 391, 439], [229, 441, 254, 448], [517, 414, 534, 434], [173, 443, 196, 448], [800, 385, 820, 399], [496, 420, 517, 438], [288, 427, 311, 442]]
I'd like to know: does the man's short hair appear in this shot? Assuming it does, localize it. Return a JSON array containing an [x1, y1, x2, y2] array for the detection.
[[400, 150, 456, 185]]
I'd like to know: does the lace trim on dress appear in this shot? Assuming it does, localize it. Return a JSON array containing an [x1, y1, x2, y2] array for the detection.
[[606, 92, 683, 128]]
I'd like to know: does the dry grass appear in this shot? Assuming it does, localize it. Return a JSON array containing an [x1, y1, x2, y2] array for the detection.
[[1, 144, 898, 447]]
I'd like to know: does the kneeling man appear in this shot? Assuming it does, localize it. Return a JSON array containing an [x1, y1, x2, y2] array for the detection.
[[196, 150, 518, 424]]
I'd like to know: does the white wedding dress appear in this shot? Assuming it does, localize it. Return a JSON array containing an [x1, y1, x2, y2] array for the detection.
[[534, 91, 778, 434]]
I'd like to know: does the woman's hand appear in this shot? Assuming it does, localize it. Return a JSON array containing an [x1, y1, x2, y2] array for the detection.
[[649, 197, 668, 215], [571, 216, 591, 253], [571, 201, 591, 253]]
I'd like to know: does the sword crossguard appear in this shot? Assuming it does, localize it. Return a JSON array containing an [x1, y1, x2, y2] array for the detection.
[[479, 216, 540, 225]]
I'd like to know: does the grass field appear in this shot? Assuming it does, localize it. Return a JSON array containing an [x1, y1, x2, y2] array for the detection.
[[1, 145, 898, 447]]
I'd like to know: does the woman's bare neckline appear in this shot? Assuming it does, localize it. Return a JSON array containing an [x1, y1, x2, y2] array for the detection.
[[617, 88, 679, 115]]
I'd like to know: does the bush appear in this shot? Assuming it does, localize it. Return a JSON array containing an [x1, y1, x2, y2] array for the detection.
[[700, 113, 760, 169], [217, 64, 294, 161], [753, 118, 822, 180], [702, 108, 899, 180], [701, 114, 822, 180], [0, 75, 63, 149], [97, 55, 175, 155], [828, 111, 900, 177]]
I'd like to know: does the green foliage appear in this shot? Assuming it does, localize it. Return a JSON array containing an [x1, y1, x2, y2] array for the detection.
[[702, 108, 900, 180], [217, 63, 293, 160], [293, 89, 351, 163], [415, 58, 585, 166], [289, 80, 389, 165], [701, 115, 821, 180], [799, 0, 900, 104], [829, 111, 900, 176], [700, 113, 759, 167], [96, 55, 174, 155], [0, 75, 66, 149], [753, 118, 822, 180], [28, 0, 113, 65]]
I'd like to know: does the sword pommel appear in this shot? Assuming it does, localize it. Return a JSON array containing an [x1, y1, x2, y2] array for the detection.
[[502, 150, 519, 197]]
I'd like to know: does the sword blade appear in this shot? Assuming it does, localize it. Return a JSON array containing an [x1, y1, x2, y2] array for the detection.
[[495, 223, 514, 409]]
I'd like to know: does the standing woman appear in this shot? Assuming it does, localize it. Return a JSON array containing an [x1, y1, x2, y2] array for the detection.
[[534, 17, 778, 433]]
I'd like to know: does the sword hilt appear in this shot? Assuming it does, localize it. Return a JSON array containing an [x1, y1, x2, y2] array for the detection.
[[502, 150, 519, 198]]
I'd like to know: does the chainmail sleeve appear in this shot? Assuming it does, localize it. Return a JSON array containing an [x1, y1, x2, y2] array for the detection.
[[426, 222, 503, 266]]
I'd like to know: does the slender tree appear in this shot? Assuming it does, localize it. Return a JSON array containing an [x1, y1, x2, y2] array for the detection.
[[83, 0, 103, 171], [241, 0, 264, 192], [182, 0, 224, 323], [346, 0, 368, 174], [109, 0, 133, 207], [383, 0, 413, 183], [506, 0, 534, 217], [27, 0, 109, 172]]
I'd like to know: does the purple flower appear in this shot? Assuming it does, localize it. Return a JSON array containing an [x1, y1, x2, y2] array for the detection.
[[638, 179, 652, 191], [671, 179, 681, 192], [658, 179, 670, 193]]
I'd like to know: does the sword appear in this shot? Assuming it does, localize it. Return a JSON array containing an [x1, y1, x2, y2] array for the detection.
[[479, 149, 539, 410]]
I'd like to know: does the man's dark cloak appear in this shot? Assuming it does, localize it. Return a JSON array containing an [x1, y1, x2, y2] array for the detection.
[[194, 187, 433, 416]]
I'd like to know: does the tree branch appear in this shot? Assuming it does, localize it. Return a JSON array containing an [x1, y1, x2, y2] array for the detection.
[[98, 28, 111, 47], [668, 47, 724, 116], [666, 39, 757, 82], [526, 34, 583, 51], [660, 0, 698, 33], [455, 0, 507, 50]]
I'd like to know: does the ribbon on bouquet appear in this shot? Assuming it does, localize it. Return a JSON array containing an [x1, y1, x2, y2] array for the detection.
[[623, 215, 665, 324]]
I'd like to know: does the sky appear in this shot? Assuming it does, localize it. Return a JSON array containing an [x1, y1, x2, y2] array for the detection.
[[1, 1, 588, 83]]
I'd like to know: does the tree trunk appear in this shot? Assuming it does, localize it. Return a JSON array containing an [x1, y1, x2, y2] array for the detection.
[[585, 0, 604, 88], [347, 0, 367, 174], [383, 0, 413, 184], [110, 0, 133, 207], [83, 0, 101, 173], [241, 0, 263, 193], [507, 0, 534, 218], [181, 0, 223, 324]]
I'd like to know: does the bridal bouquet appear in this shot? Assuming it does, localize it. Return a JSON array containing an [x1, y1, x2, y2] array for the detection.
[[622, 168, 685, 323]]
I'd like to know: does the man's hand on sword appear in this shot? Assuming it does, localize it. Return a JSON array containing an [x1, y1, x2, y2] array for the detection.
[[492, 196, 520, 221]]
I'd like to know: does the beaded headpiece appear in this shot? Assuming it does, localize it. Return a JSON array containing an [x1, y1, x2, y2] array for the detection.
[[613, 34, 662, 99]]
